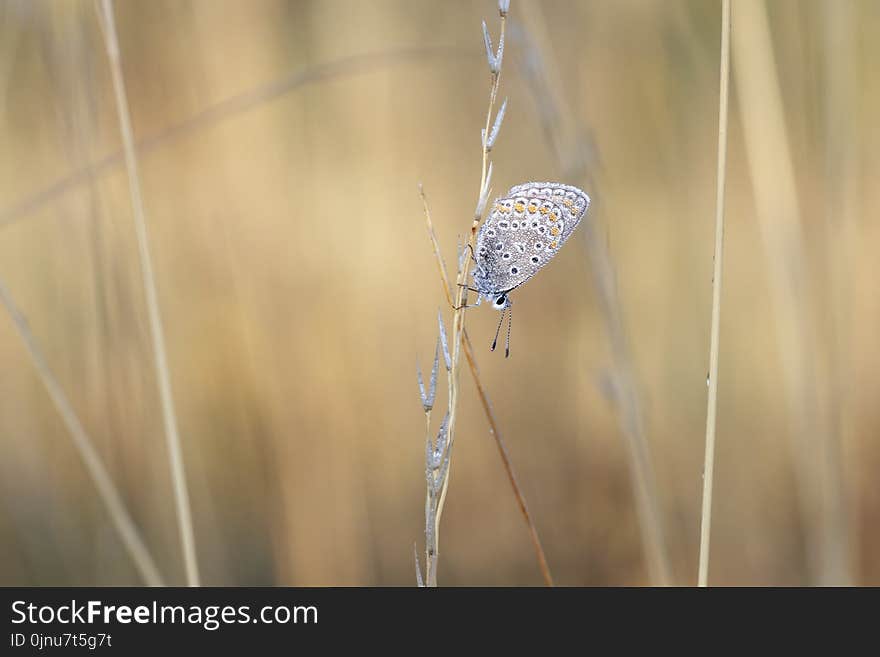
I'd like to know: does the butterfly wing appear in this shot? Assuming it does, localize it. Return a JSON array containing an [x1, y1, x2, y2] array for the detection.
[[475, 188, 585, 294], [506, 182, 590, 247], [474, 200, 511, 296]]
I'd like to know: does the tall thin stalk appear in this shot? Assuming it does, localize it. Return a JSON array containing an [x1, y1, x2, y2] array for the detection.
[[419, 183, 553, 586], [462, 331, 553, 586], [697, 0, 731, 588], [731, 0, 851, 584], [515, 5, 672, 585], [95, 0, 200, 586], [0, 279, 164, 586], [418, 1, 511, 587]]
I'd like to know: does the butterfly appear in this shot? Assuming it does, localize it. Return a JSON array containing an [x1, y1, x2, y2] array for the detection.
[[469, 182, 590, 356]]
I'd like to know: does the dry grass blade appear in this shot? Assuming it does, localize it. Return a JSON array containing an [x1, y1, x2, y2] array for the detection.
[[515, 4, 672, 585], [414, 4, 556, 586], [419, 185, 453, 309], [413, 543, 425, 587], [0, 46, 467, 232], [95, 0, 200, 586], [0, 279, 164, 586], [462, 330, 553, 586], [731, 0, 851, 585], [419, 181, 554, 586], [697, 0, 731, 587]]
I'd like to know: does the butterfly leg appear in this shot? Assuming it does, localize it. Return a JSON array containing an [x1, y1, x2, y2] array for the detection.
[[452, 282, 483, 310], [461, 243, 478, 265]]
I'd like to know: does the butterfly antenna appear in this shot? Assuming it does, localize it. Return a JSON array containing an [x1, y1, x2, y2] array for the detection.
[[505, 305, 512, 358], [490, 308, 505, 352]]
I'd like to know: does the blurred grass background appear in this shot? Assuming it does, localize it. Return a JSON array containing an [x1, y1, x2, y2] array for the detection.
[[0, 0, 877, 586]]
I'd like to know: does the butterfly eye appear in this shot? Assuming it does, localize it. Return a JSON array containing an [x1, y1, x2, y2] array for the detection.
[[493, 294, 507, 309]]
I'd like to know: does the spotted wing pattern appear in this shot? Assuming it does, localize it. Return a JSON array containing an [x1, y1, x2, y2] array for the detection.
[[474, 182, 590, 296], [506, 181, 590, 247]]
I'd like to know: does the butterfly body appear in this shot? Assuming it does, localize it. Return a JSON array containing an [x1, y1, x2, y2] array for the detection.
[[473, 182, 590, 310]]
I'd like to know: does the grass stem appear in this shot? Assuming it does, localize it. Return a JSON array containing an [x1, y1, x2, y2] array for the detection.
[[697, 0, 731, 588], [732, 0, 851, 584], [0, 279, 164, 586], [515, 6, 673, 584], [96, 0, 200, 586]]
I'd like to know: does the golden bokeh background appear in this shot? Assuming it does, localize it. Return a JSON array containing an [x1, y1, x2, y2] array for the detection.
[[0, 0, 877, 586]]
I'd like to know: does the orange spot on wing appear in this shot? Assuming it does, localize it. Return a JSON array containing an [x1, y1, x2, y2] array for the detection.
[[550, 227, 560, 236]]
